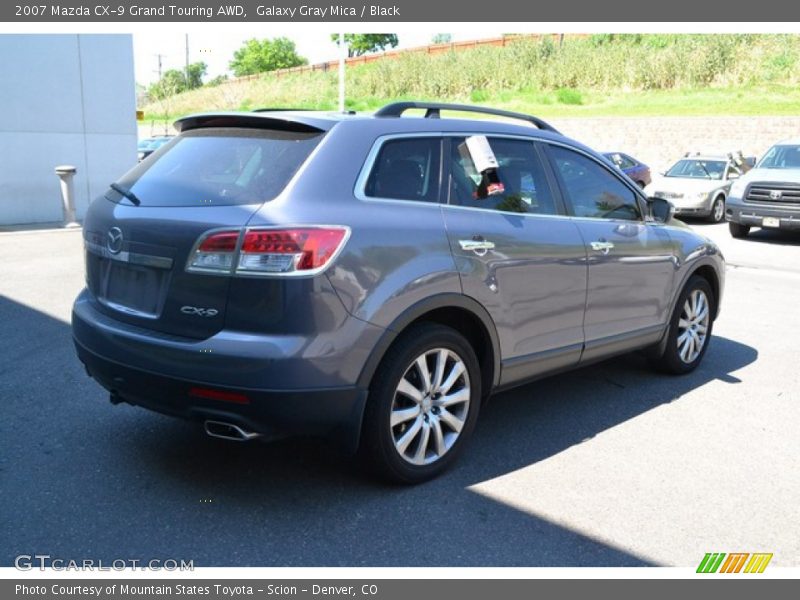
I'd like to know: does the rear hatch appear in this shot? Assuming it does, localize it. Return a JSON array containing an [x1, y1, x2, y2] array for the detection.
[[83, 121, 326, 339]]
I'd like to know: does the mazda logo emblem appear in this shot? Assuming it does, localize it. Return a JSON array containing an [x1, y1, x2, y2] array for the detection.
[[769, 190, 782, 200], [107, 227, 123, 254]]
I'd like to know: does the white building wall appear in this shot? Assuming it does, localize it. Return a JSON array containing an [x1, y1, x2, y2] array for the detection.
[[0, 34, 136, 225]]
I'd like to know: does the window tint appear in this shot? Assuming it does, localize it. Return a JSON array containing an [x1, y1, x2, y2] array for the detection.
[[617, 154, 636, 169], [448, 137, 557, 215], [113, 128, 324, 207], [549, 146, 642, 220], [605, 153, 635, 170], [365, 138, 441, 202]]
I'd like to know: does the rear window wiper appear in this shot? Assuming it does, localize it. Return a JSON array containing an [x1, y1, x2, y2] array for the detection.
[[110, 183, 141, 206]]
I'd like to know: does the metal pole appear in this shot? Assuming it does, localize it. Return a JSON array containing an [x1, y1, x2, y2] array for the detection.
[[338, 32, 345, 113], [55, 165, 79, 228]]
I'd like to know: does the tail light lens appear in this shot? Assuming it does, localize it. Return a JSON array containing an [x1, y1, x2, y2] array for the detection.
[[188, 230, 240, 273], [187, 226, 349, 276]]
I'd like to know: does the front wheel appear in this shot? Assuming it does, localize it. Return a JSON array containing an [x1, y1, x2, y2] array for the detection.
[[729, 221, 750, 238], [649, 276, 715, 375], [708, 195, 725, 223], [360, 324, 481, 484]]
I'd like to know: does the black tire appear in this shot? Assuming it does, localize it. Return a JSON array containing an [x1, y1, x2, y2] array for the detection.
[[729, 221, 750, 238], [708, 195, 725, 223], [359, 323, 482, 484], [649, 276, 715, 375]]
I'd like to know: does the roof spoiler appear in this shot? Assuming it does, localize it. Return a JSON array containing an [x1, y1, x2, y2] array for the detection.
[[374, 101, 560, 133], [173, 112, 330, 133]]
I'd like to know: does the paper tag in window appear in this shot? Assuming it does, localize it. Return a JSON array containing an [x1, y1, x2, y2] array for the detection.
[[465, 135, 499, 174]]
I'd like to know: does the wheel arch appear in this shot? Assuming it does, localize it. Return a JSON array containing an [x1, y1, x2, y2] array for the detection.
[[650, 258, 722, 359], [356, 294, 501, 400], [690, 264, 721, 321]]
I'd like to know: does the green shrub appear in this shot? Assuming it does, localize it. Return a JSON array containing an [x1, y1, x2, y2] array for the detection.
[[470, 88, 489, 102], [143, 34, 800, 117], [556, 87, 583, 105]]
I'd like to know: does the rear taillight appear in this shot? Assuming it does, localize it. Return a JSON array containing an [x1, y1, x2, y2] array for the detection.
[[187, 226, 349, 276], [188, 230, 240, 273], [238, 228, 348, 274]]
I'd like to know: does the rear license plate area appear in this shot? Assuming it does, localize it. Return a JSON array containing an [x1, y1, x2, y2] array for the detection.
[[101, 261, 164, 317]]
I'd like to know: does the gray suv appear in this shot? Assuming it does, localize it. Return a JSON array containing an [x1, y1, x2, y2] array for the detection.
[[72, 102, 725, 483]]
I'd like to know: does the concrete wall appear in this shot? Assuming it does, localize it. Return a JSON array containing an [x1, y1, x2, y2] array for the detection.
[[0, 34, 137, 225], [551, 116, 800, 173]]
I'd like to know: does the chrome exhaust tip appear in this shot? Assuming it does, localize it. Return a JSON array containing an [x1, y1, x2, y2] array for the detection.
[[204, 420, 261, 442]]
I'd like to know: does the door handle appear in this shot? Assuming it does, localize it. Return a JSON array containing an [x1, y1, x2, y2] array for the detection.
[[459, 239, 495, 255], [590, 240, 615, 255]]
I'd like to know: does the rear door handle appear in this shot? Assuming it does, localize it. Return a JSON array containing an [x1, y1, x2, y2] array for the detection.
[[459, 239, 496, 255], [590, 240, 615, 255]]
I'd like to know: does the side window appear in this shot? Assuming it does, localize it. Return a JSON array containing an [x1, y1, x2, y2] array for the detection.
[[448, 137, 558, 215], [608, 153, 634, 170], [618, 154, 636, 169], [549, 145, 642, 221], [364, 138, 441, 202]]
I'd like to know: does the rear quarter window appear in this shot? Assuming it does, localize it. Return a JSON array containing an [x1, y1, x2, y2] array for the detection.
[[364, 137, 442, 202], [110, 128, 324, 207]]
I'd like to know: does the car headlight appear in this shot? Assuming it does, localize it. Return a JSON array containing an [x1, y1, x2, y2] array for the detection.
[[695, 191, 709, 200], [729, 179, 747, 199]]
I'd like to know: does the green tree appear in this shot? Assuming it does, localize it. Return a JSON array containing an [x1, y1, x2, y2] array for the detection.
[[147, 62, 206, 100], [229, 37, 307, 76], [432, 33, 452, 44], [185, 62, 207, 89], [331, 34, 399, 57]]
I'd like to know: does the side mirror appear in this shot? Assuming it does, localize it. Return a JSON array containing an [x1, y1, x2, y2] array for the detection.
[[648, 196, 675, 223], [728, 171, 740, 180]]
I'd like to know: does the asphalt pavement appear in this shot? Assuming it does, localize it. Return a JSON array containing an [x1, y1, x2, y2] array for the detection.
[[1, 222, 798, 567]]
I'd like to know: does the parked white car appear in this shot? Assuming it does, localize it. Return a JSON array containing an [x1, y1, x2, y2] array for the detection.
[[646, 153, 753, 223]]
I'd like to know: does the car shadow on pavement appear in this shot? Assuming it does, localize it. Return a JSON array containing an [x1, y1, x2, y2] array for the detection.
[[1, 295, 757, 567], [735, 228, 800, 246]]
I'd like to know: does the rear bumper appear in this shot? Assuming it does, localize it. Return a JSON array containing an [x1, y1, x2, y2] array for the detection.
[[72, 289, 379, 451], [74, 340, 367, 451], [727, 203, 800, 230]]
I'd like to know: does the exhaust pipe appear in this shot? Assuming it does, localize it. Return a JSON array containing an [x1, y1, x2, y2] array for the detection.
[[204, 420, 261, 442]]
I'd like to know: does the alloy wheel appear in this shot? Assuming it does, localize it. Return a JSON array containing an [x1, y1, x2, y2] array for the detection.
[[677, 289, 710, 363], [713, 197, 725, 222], [390, 348, 471, 466]]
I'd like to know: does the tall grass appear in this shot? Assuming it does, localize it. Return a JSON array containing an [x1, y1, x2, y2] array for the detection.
[[142, 35, 800, 119]]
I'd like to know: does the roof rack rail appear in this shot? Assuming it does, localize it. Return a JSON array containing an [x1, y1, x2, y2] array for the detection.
[[252, 108, 313, 113], [374, 101, 560, 133]]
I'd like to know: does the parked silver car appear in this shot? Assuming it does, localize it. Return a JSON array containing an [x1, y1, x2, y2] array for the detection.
[[646, 153, 752, 223], [72, 102, 725, 483]]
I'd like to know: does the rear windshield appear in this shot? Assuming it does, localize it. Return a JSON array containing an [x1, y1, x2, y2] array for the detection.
[[110, 127, 324, 207]]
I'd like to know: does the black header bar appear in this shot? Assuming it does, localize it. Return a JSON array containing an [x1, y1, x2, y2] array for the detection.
[[2, 0, 799, 22]]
